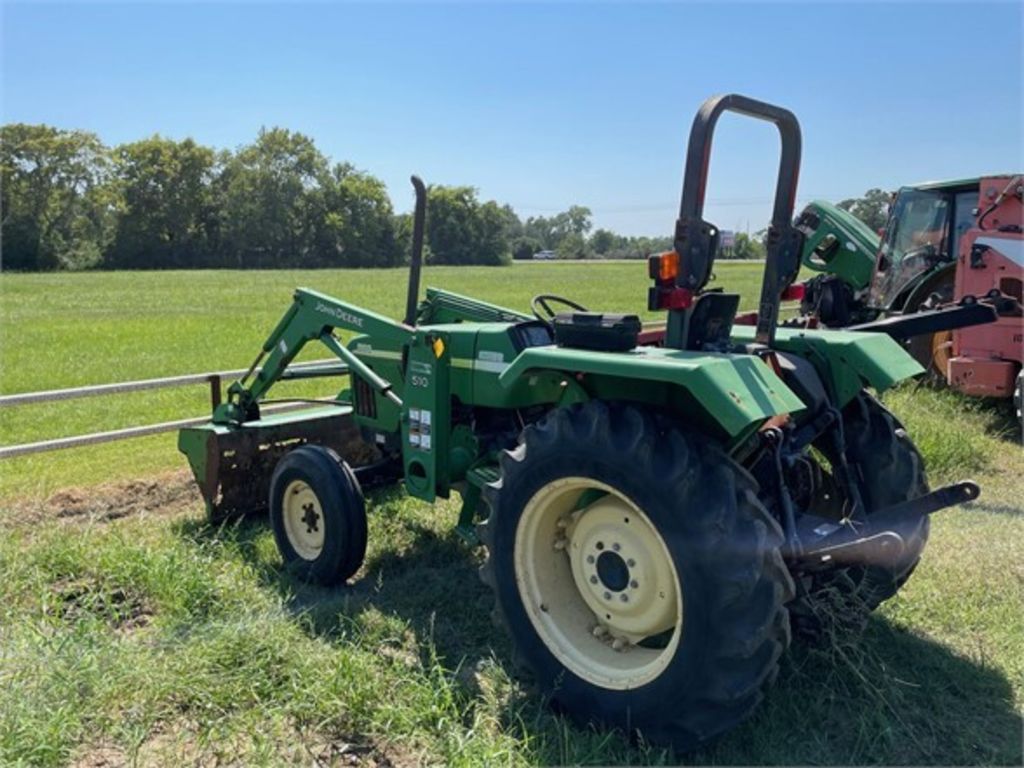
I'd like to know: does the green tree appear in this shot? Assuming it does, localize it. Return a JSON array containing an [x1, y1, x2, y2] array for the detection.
[[589, 228, 617, 256], [557, 205, 593, 238], [426, 185, 510, 266], [522, 205, 593, 252], [216, 128, 330, 268], [723, 232, 765, 260], [318, 163, 401, 267], [1, 124, 113, 270], [108, 136, 219, 269], [522, 214, 557, 249], [556, 231, 590, 260], [837, 188, 891, 231], [511, 235, 543, 261]]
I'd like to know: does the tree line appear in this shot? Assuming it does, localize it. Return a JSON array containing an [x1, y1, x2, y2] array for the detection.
[[0, 123, 766, 271]]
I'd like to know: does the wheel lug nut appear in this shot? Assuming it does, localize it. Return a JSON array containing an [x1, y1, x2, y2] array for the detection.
[[590, 575, 598, 584], [630, 580, 639, 589], [627, 558, 636, 567], [586, 555, 595, 564], [612, 638, 626, 651], [553, 538, 567, 551], [592, 625, 607, 637], [620, 593, 629, 602], [603, 591, 612, 600], [612, 543, 621, 552]]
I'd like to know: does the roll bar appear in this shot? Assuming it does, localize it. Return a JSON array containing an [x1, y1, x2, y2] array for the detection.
[[674, 94, 805, 346]]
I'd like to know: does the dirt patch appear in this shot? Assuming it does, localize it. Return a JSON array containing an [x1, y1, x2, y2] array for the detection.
[[49, 576, 153, 633], [70, 742, 129, 768], [300, 735, 412, 767], [4, 470, 201, 528], [72, 722, 418, 768]]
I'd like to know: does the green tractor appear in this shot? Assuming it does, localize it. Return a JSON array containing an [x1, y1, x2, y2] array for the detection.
[[179, 95, 979, 750]]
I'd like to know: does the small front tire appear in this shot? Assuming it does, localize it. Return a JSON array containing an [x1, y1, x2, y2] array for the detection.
[[269, 445, 368, 586]]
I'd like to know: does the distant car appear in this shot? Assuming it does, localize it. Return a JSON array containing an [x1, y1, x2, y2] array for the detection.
[[533, 250, 557, 260]]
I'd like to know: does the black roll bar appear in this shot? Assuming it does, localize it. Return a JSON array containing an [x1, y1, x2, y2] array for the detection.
[[675, 94, 805, 346]]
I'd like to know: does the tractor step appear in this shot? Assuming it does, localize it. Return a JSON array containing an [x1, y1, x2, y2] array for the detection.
[[453, 463, 502, 544]]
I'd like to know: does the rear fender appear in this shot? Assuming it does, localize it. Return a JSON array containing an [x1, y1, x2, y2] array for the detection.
[[731, 325, 923, 406], [497, 345, 805, 439]]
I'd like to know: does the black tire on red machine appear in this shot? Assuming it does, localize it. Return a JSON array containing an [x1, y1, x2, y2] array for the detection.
[[791, 393, 930, 639], [269, 445, 368, 586], [477, 401, 793, 750], [1014, 369, 1024, 442], [904, 270, 955, 381]]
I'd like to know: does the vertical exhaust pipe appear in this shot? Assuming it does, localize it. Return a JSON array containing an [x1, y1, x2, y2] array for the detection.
[[405, 175, 427, 327]]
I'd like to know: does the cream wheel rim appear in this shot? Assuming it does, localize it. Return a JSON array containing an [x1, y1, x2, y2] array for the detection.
[[282, 479, 325, 561], [931, 330, 953, 377], [514, 477, 683, 690]]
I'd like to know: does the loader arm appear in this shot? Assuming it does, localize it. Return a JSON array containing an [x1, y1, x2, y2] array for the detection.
[[215, 287, 413, 424]]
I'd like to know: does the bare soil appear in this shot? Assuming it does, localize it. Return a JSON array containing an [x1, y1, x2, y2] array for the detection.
[[2, 469, 201, 528]]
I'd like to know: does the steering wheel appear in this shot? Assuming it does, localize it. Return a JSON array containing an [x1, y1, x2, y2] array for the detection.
[[899, 243, 940, 271], [531, 294, 589, 324]]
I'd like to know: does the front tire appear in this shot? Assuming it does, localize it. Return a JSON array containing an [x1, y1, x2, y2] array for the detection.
[[478, 402, 793, 750], [269, 445, 368, 586]]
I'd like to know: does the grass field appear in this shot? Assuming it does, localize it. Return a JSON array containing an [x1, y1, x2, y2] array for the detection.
[[1, 263, 1021, 766]]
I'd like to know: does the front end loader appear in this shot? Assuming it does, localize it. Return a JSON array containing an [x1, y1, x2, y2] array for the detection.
[[179, 95, 980, 750]]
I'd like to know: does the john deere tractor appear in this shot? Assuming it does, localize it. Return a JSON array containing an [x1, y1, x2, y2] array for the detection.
[[179, 95, 979, 750]]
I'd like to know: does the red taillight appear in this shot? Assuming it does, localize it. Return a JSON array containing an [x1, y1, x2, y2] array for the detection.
[[781, 282, 806, 301], [648, 286, 694, 311], [647, 249, 692, 311]]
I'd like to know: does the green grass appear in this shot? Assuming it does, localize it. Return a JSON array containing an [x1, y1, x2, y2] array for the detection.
[[1, 264, 1021, 766], [0, 262, 764, 500]]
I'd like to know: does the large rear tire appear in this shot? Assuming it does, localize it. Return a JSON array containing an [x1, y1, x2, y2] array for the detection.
[[478, 402, 793, 750], [791, 394, 929, 639]]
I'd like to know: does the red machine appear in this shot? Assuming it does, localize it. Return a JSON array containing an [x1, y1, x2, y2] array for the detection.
[[947, 176, 1023, 408]]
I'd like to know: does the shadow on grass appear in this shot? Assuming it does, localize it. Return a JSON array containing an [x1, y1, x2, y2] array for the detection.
[[175, 487, 503, 668], [174, 494, 1023, 766]]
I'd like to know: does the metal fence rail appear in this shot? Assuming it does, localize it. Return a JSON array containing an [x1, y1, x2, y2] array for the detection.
[[0, 360, 345, 460]]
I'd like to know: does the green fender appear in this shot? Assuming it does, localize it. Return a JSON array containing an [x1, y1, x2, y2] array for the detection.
[[732, 325, 924, 406], [497, 345, 805, 438]]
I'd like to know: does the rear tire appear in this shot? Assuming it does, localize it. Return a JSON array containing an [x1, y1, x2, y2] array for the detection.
[[478, 402, 793, 750], [269, 445, 368, 586], [791, 394, 929, 639]]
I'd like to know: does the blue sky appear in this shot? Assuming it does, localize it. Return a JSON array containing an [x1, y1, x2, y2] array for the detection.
[[2, 2, 1021, 236]]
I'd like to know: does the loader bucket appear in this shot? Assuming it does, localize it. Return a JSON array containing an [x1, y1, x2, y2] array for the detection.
[[178, 404, 378, 521]]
